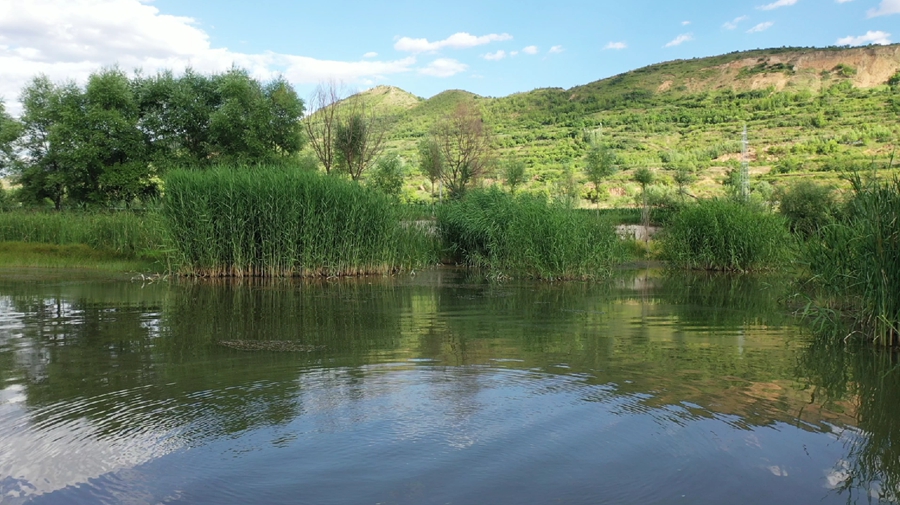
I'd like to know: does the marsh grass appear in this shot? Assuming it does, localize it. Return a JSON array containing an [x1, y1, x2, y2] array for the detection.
[[804, 173, 900, 345], [436, 188, 622, 279], [0, 242, 162, 272], [0, 209, 166, 257], [163, 166, 437, 277], [661, 198, 794, 272]]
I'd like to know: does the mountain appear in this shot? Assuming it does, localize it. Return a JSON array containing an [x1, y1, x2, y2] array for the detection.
[[356, 45, 900, 202]]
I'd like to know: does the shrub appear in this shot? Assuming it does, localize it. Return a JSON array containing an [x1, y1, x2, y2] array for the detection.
[[437, 187, 622, 279], [662, 198, 793, 271], [776, 181, 838, 237]]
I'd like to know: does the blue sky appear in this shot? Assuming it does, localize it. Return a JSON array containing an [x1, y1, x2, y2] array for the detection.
[[0, 0, 897, 111]]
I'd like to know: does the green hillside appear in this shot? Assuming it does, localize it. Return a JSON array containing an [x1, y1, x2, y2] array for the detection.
[[359, 45, 900, 205]]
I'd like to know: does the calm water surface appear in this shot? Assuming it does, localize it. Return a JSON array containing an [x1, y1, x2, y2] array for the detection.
[[0, 269, 898, 504]]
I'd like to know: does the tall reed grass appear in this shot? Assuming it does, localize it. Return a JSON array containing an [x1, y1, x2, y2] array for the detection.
[[163, 166, 437, 277], [661, 198, 793, 272], [0, 210, 166, 257], [437, 188, 622, 279], [805, 173, 900, 345]]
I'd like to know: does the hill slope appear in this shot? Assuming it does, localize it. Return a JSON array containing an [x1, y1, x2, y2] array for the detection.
[[359, 45, 900, 203]]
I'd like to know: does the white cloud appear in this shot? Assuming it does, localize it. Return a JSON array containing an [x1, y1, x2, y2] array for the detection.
[[419, 58, 467, 77], [837, 30, 892, 45], [682, 20, 692, 25], [664, 33, 694, 47], [759, 0, 798, 10], [836, 0, 854, 3], [393, 32, 512, 53], [723, 15, 750, 29], [604, 41, 628, 50], [483, 50, 506, 61], [363, 52, 378, 58], [510, 50, 519, 56], [522, 45, 539, 55], [747, 21, 774, 33], [0, 0, 420, 113], [867, 0, 900, 16], [548, 45, 564, 54]]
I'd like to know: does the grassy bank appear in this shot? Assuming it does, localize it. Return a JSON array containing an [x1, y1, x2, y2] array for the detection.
[[163, 166, 437, 277], [804, 173, 900, 345], [437, 188, 622, 279], [661, 199, 794, 272], [0, 242, 164, 272]]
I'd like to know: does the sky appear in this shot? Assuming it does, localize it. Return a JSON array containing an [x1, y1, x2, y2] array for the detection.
[[0, 0, 898, 113]]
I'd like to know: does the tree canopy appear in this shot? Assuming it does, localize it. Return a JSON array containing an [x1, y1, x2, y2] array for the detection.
[[11, 67, 306, 208]]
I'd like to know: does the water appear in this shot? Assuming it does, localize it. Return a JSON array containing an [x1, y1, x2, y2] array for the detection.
[[0, 269, 897, 504]]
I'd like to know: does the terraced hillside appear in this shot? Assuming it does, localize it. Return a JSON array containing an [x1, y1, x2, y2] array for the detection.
[[349, 45, 900, 203]]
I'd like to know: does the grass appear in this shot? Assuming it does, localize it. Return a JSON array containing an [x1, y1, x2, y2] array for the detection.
[[804, 172, 900, 345], [437, 187, 622, 279], [0, 209, 167, 256], [0, 242, 164, 272], [661, 198, 794, 272], [163, 165, 438, 277]]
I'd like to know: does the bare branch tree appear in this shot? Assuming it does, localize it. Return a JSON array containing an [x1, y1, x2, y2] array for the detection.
[[432, 100, 492, 198], [333, 96, 388, 181], [303, 81, 342, 174]]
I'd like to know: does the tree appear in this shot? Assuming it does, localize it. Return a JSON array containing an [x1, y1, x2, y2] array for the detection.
[[431, 101, 492, 199], [368, 153, 406, 198], [333, 98, 387, 181], [0, 101, 21, 173], [303, 82, 342, 174], [674, 169, 696, 202], [583, 129, 618, 197], [633, 167, 655, 232], [417, 138, 443, 198], [502, 157, 527, 194]]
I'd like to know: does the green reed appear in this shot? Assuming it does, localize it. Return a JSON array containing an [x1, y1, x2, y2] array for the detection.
[[436, 188, 622, 280], [162, 166, 437, 277], [661, 198, 794, 272], [805, 173, 900, 345], [0, 209, 166, 257]]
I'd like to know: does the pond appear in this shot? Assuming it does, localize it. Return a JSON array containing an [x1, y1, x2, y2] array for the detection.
[[0, 269, 898, 504]]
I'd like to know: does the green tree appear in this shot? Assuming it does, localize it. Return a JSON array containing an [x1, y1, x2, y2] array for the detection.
[[674, 169, 696, 202], [633, 167, 655, 231], [502, 158, 527, 194], [0, 101, 21, 173], [367, 153, 406, 198], [583, 130, 618, 198], [417, 138, 443, 198], [16, 75, 78, 208]]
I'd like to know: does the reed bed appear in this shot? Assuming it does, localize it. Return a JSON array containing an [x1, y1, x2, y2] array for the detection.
[[661, 198, 794, 272], [0, 209, 166, 257], [436, 188, 622, 279], [163, 166, 437, 277], [805, 173, 900, 345]]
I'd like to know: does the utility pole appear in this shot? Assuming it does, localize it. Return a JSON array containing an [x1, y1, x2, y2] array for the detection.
[[740, 124, 750, 202]]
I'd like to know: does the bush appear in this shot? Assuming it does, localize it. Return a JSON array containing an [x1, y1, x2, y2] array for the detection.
[[437, 187, 622, 279], [776, 180, 838, 237], [662, 199, 793, 271]]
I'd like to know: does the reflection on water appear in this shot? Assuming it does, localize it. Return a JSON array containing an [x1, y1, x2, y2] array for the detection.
[[0, 270, 896, 504]]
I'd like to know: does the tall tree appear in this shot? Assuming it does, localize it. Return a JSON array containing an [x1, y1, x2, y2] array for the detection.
[[303, 82, 342, 174], [431, 101, 492, 199], [0, 101, 21, 173], [583, 128, 618, 202], [417, 138, 443, 198], [333, 98, 387, 181]]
